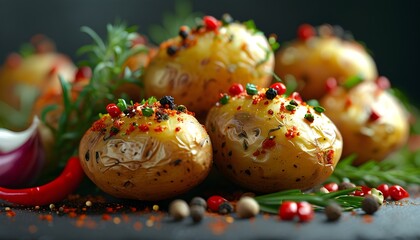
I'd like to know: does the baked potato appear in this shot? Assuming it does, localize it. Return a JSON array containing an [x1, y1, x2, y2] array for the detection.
[[79, 96, 213, 201], [205, 83, 343, 193], [320, 78, 409, 165], [0, 35, 75, 113], [143, 15, 275, 120], [274, 24, 377, 100]]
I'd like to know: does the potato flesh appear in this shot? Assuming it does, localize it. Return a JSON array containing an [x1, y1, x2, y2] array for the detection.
[[144, 23, 274, 119], [205, 94, 343, 192], [275, 37, 377, 100], [320, 82, 409, 165], [79, 112, 212, 201]]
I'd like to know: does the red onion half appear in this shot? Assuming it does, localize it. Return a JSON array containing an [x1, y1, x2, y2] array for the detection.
[[0, 117, 45, 187]]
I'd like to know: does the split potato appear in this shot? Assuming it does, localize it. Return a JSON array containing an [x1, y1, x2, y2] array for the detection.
[[79, 97, 212, 201], [205, 84, 343, 193], [320, 79, 409, 165], [143, 15, 275, 119], [275, 24, 377, 100]]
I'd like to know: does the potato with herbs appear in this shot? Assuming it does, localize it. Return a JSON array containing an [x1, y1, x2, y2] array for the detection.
[[320, 77, 409, 165], [275, 24, 377, 100], [79, 96, 212, 201], [143, 15, 275, 119], [205, 83, 343, 193]]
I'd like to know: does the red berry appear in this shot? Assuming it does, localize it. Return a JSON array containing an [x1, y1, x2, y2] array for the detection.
[[106, 103, 122, 118], [203, 16, 220, 31], [389, 185, 409, 201], [377, 184, 390, 199], [75, 66, 92, 82], [375, 76, 391, 90], [325, 77, 338, 92], [297, 202, 314, 222], [354, 186, 371, 197], [324, 182, 339, 192], [228, 83, 245, 96], [291, 92, 302, 103], [269, 82, 287, 95], [207, 195, 227, 212], [297, 24, 315, 41], [279, 201, 298, 220], [368, 109, 381, 122]]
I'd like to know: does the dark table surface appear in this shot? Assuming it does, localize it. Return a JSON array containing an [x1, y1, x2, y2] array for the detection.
[[1, 195, 419, 240]]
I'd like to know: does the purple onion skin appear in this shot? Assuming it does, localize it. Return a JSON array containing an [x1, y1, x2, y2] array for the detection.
[[0, 131, 45, 188]]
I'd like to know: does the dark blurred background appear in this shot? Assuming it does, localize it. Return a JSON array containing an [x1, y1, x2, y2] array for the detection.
[[0, 0, 419, 104]]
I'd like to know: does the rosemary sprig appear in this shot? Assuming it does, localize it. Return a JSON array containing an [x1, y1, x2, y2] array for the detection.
[[254, 188, 363, 214], [329, 149, 420, 187], [41, 22, 148, 175], [148, 0, 202, 44]]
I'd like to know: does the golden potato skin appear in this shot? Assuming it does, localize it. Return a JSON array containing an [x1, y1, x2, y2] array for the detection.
[[144, 22, 274, 119], [0, 52, 75, 111], [320, 81, 409, 165], [275, 35, 377, 100], [79, 101, 212, 201], [205, 88, 343, 193]]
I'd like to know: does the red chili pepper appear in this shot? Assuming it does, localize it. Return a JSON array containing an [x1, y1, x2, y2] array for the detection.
[[0, 156, 84, 206]]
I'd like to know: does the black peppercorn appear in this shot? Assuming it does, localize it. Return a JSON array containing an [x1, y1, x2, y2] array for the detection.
[[190, 197, 207, 209], [324, 203, 342, 221], [179, 29, 189, 39], [190, 205, 205, 223], [362, 195, 380, 215], [218, 201, 234, 215], [265, 88, 277, 100], [167, 45, 178, 56], [159, 96, 176, 109]]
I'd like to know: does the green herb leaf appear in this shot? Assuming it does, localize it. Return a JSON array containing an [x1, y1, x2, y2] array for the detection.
[[314, 106, 325, 113], [246, 83, 259, 95], [142, 107, 154, 117], [342, 75, 363, 89], [219, 94, 229, 105], [117, 99, 128, 111], [254, 188, 362, 214]]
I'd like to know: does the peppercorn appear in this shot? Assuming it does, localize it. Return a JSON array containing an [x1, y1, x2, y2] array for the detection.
[[265, 88, 277, 100], [179, 26, 189, 39], [176, 105, 187, 112], [324, 203, 342, 221], [169, 199, 190, 221], [190, 205, 205, 223], [236, 197, 260, 218], [338, 181, 356, 190], [190, 197, 207, 209], [218, 201, 234, 215], [159, 96, 176, 109], [167, 45, 178, 56], [362, 195, 380, 215]]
